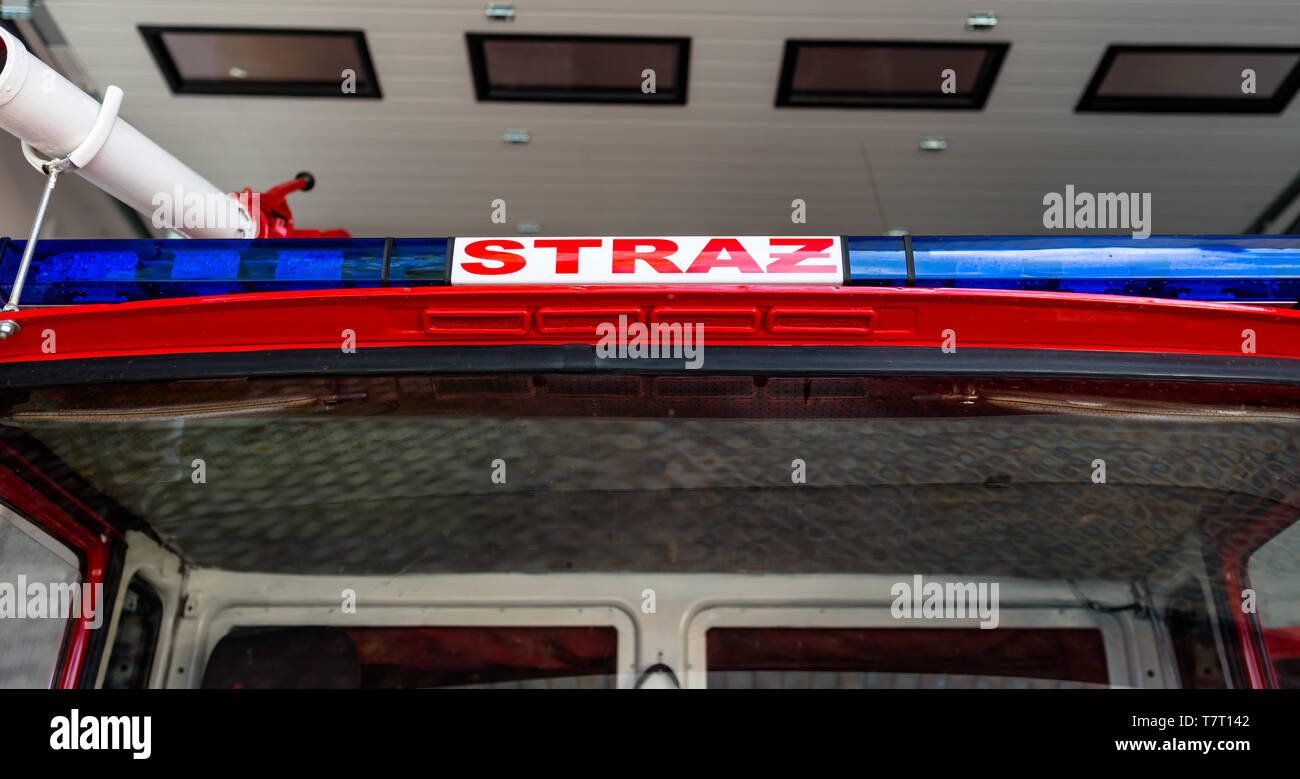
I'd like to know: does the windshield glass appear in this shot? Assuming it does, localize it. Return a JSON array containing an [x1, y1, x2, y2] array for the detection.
[[3, 373, 1297, 689]]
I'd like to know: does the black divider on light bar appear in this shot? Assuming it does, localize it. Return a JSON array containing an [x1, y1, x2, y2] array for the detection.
[[775, 40, 1009, 109], [138, 25, 381, 98], [1077, 45, 1300, 113]]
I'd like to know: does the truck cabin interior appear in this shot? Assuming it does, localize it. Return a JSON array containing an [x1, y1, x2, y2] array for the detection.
[[2, 373, 1297, 689]]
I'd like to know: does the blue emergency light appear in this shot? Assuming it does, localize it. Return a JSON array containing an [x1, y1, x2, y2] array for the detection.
[[0, 238, 447, 305], [0, 234, 1297, 306], [847, 235, 1300, 303]]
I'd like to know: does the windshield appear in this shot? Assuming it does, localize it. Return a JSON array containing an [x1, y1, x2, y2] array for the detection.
[[3, 373, 1297, 689]]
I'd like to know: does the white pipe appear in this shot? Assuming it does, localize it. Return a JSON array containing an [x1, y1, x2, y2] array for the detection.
[[0, 26, 256, 239]]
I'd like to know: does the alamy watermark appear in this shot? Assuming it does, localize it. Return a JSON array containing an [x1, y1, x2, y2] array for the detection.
[[151, 187, 259, 233], [596, 314, 704, 369], [1043, 184, 1152, 238], [0, 575, 103, 629], [890, 574, 1000, 629], [50, 709, 151, 759]]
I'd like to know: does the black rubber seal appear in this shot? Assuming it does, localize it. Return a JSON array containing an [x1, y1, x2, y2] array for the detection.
[[2, 345, 1298, 387], [443, 237, 455, 285], [903, 233, 915, 287], [380, 237, 393, 287]]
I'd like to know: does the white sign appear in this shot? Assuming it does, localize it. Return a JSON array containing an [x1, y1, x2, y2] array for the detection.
[[449, 236, 844, 285]]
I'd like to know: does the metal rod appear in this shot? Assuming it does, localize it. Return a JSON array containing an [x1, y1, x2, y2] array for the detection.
[[4, 166, 60, 313]]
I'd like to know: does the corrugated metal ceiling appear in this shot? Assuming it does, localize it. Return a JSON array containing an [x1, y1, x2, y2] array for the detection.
[[43, 0, 1300, 237]]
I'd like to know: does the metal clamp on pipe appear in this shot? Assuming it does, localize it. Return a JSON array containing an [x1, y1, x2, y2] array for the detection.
[[20, 84, 122, 176]]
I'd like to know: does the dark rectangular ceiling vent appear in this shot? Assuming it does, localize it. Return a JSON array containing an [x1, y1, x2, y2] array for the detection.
[[139, 25, 381, 98], [466, 33, 689, 104], [1076, 45, 1300, 113], [776, 39, 1009, 109]]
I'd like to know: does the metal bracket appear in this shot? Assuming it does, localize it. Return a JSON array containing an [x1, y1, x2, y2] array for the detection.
[[965, 12, 998, 31], [1, 84, 121, 329], [20, 83, 121, 175], [182, 591, 202, 618]]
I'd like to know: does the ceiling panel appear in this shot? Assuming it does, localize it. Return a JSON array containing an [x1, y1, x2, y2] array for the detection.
[[42, 0, 1300, 237]]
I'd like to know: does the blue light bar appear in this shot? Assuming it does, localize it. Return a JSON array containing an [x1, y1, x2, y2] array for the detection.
[[170, 250, 241, 280], [845, 235, 1300, 302], [0, 238, 447, 305], [273, 250, 345, 280], [1, 235, 1297, 306]]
